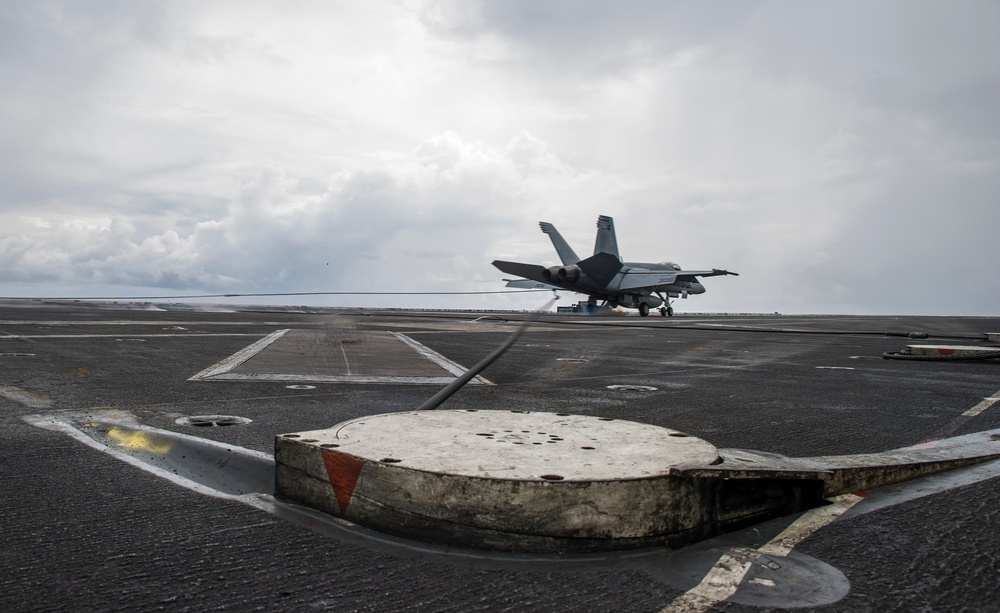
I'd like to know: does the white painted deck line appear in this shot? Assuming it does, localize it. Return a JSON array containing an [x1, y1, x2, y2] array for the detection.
[[962, 391, 1000, 417], [340, 344, 352, 376], [391, 332, 494, 386], [0, 333, 268, 340], [188, 329, 291, 380], [205, 373, 458, 385], [660, 494, 863, 613], [189, 330, 493, 386], [0, 320, 292, 326], [0, 385, 55, 409], [23, 413, 272, 504]]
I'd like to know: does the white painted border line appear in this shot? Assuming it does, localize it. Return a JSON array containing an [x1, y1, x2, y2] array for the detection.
[[0, 320, 293, 326], [23, 413, 271, 503], [189, 329, 493, 386], [189, 329, 291, 380], [391, 332, 494, 386], [963, 392, 1000, 417], [659, 494, 862, 613], [206, 373, 458, 385], [1, 333, 268, 340]]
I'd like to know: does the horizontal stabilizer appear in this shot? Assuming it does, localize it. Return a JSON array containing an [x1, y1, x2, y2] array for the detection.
[[492, 260, 548, 284], [577, 252, 622, 287]]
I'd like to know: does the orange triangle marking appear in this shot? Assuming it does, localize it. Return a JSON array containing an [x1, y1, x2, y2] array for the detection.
[[321, 450, 366, 514]]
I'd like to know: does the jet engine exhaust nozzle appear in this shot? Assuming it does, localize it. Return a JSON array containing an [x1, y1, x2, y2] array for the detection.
[[542, 266, 562, 283], [557, 265, 581, 284]]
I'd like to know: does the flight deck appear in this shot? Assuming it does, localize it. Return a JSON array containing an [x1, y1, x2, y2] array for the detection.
[[2, 302, 999, 612]]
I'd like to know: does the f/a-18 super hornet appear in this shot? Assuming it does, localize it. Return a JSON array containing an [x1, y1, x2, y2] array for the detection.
[[493, 215, 737, 316]]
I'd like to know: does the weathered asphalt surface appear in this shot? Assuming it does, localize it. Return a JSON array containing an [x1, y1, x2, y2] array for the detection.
[[2, 302, 999, 612]]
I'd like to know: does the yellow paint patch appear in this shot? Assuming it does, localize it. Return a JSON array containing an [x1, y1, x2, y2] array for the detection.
[[106, 427, 174, 454]]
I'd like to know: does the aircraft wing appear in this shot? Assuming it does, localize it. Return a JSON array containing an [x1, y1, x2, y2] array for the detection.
[[691, 269, 740, 278], [618, 271, 679, 291], [618, 268, 738, 291]]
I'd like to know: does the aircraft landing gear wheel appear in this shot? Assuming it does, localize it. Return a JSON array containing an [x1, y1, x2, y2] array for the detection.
[[659, 307, 667, 317], [667, 306, 674, 317], [639, 303, 650, 317]]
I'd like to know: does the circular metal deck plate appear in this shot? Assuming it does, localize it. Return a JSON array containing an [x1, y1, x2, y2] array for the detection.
[[303, 410, 718, 481], [175, 415, 253, 427]]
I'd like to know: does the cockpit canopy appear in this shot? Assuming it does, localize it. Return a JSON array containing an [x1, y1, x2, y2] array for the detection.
[[658, 262, 682, 271]]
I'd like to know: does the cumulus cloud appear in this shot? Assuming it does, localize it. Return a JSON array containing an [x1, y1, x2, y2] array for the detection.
[[1, 1, 998, 314], [0, 130, 620, 306]]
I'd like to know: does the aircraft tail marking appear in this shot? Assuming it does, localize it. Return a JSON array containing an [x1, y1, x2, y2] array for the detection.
[[594, 215, 621, 260]]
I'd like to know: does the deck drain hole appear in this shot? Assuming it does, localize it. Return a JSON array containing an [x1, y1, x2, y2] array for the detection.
[[668, 432, 690, 438], [540, 474, 564, 481], [176, 415, 252, 427], [381, 457, 402, 463], [607, 384, 658, 392], [320, 443, 340, 448], [286, 384, 316, 390]]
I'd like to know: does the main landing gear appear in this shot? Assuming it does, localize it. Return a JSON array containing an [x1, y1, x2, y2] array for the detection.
[[638, 303, 673, 317]]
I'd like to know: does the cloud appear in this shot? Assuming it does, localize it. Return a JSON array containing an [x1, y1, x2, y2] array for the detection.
[[0, 131, 620, 303], [1, 1, 997, 314]]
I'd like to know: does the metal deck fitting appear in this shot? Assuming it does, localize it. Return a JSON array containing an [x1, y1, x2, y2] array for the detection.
[[275, 410, 1000, 553]]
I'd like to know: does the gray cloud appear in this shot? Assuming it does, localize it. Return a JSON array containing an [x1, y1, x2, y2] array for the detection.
[[1, 1, 997, 314]]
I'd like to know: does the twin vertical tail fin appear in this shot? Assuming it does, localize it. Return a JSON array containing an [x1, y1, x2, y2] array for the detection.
[[539, 215, 621, 266], [594, 215, 621, 261], [539, 222, 581, 266]]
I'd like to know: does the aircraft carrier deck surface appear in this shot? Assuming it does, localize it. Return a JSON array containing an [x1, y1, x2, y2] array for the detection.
[[2, 302, 999, 612]]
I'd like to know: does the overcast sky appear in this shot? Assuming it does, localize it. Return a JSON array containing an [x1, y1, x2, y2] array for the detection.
[[2, 1, 998, 315]]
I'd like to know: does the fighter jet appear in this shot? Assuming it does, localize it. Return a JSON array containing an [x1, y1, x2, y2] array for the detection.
[[493, 215, 737, 316]]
